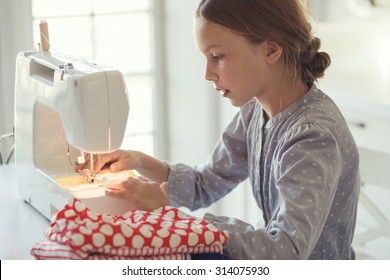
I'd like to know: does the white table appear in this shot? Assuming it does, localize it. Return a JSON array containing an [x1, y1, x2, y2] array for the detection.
[[0, 164, 49, 259]]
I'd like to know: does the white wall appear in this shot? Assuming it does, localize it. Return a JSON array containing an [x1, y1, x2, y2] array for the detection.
[[162, 0, 260, 224], [163, 0, 220, 165], [0, 0, 33, 161]]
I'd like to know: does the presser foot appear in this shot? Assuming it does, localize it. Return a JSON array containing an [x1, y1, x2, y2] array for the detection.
[[78, 169, 108, 184]]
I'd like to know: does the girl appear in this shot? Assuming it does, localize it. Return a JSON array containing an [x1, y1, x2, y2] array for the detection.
[[79, 0, 360, 259]]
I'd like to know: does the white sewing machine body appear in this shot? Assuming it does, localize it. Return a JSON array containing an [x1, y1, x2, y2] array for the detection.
[[14, 50, 132, 219]]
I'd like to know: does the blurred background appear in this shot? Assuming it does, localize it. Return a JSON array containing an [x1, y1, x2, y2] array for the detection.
[[1, 0, 390, 259]]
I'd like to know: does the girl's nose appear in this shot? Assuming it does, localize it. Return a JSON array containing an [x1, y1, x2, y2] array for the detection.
[[204, 62, 218, 81]]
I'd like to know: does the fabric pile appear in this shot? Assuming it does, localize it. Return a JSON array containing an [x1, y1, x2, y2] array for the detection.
[[31, 199, 228, 260]]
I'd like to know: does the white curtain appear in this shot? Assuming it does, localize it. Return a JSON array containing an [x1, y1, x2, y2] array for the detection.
[[0, 0, 33, 161]]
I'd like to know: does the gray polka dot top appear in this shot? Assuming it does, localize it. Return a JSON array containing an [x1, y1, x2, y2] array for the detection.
[[167, 84, 360, 259]]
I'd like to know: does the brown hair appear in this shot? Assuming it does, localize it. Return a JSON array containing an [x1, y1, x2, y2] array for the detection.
[[195, 0, 331, 85]]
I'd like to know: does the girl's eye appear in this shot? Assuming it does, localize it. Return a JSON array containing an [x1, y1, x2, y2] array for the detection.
[[212, 55, 224, 62]]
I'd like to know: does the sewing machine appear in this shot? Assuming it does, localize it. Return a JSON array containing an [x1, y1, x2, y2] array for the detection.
[[14, 23, 132, 220]]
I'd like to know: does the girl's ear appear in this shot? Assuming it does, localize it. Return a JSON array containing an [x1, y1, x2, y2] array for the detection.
[[263, 40, 283, 64]]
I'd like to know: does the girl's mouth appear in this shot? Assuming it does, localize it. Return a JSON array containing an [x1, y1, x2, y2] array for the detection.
[[220, 89, 230, 97]]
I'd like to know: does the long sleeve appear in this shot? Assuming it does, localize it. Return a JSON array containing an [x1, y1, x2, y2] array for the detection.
[[167, 102, 255, 211], [166, 86, 360, 260], [204, 124, 356, 259]]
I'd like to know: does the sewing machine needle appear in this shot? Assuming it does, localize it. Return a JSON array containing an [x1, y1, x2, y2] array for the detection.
[[90, 153, 94, 173]]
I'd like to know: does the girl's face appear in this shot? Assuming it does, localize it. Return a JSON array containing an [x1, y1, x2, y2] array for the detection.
[[194, 17, 276, 107]]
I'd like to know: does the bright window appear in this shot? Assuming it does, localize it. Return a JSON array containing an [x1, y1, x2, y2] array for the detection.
[[31, 0, 156, 155]]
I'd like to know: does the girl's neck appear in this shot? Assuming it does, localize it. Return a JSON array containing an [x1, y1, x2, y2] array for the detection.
[[255, 79, 309, 120]]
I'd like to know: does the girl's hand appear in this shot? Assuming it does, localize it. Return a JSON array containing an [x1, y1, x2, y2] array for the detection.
[[105, 176, 170, 212], [75, 150, 138, 174]]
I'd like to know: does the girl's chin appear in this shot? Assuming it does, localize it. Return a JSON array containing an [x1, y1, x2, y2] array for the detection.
[[227, 98, 244, 107], [226, 95, 253, 107]]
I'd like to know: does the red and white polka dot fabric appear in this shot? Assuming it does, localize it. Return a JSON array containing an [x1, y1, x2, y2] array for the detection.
[[31, 199, 228, 260]]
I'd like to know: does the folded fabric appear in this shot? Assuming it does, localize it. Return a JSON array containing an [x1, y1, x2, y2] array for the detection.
[[31, 199, 228, 260], [31, 240, 189, 260]]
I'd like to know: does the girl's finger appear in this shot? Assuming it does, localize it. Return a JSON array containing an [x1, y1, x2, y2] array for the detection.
[[160, 182, 169, 197], [75, 161, 88, 172], [120, 180, 137, 192], [127, 176, 141, 185], [105, 188, 129, 198], [107, 179, 125, 189], [137, 176, 149, 182]]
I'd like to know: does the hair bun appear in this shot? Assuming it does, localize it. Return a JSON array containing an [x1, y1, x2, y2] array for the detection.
[[301, 37, 331, 83]]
